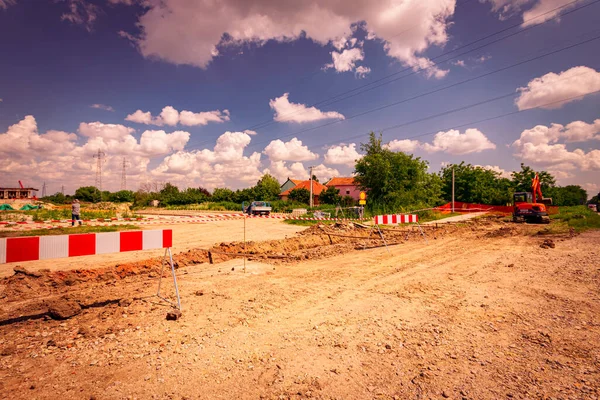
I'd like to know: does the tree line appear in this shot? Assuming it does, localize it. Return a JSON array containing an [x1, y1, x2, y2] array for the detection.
[[42, 132, 594, 209]]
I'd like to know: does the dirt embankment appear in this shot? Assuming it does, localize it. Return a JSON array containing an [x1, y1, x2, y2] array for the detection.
[[1, 217, 598, 400]]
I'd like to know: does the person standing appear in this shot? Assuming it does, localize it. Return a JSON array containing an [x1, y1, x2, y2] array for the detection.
[[71, 199, 82, 226]]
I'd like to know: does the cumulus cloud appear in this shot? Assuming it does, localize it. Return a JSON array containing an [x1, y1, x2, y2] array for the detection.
[[78, 121, 135, 140], [125, 106, 230, 127], [0, 116, 150, 191], [263, 161, 309, 182], [512, 121, 600, 171], [422, 129, 496, 155], [521, 0, 580, 26], [386, 139, 421, 153], [263, 138, 319, 162], [312, 164, 341, 182], [515, 66, 600, 110], [269, 93, 345, 123], [114, 0, 455, 78], [324, 143, 362, 167], [152, 130, 263, 189], [475, 165, 512, 179], [90, 104, 115, 112], [325, 48, 370, 77]]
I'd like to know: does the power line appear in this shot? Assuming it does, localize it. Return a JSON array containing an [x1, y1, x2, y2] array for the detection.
[[241, 0, 600, 129], [188, 0, 597, 149], [245, 32, 600, 150], [304, 87, 600, 155]]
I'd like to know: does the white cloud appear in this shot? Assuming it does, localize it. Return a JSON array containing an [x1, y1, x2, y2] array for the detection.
[[484, 0, 577, 25], [159, 106, 179, 126], [269, 93, 345, 123], [179, 109, 230, 126], [90, 104, 115, 112], [386, 139, 421, 153], [515, 66, 600, 110], [125, 106, 230, 127], [116, 0, 455, 78], [452, 60, 466, 67], [139, 130, 190, 156], [422, 128, 496, 155], [325, 48, 367, 74], [521, 0, 579, 26], [78, 121, 135, 140], [513, 120, 600, 147], [60, 0, 99, 32], [125, 110, 153, 125], [324, 143, 362, 167], [263, 138, 319, 162], [475, 165, 512, 179], [355, 66, 371, 78], [152, 130, 263, 189], [312, 164, 340, 182], [512, 121, 600, 171], [263, 161, 309, 182]]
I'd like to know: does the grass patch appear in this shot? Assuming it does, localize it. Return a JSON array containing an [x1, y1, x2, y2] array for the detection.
[[0, 224, 140, 238], [283, 219, 338, 227], [548, 205, 600, 233]]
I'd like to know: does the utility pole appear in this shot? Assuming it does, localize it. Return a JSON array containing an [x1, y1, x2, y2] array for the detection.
[[41, 182, 47, 198], [61, 185, 65, 195], [452, 166, 455, 213], [309, 166, 314, 208], [93, 149, 106, 202]]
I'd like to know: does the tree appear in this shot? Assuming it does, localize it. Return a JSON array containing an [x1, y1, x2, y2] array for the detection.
[[109, 190, 134, 203], [552, 185, 587, 206], [319, 186, 341, 205], [311, 175, 319, 183], [254, 174, 281, 201], [212, 188, 235, 202], [511, 164, 556, 193], [197, 187, 211, 198], [288, 188, 310, 204], [440, 163, 513, 205], [74, 186, 99, 202], [354, 132, 442, 210]]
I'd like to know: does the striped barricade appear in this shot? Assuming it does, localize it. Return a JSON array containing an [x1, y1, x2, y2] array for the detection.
[[373, 214, 419, 225], [0, 229, 180, 309]]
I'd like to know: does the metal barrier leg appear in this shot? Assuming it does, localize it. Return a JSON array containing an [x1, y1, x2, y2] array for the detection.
[[376, 225, 390, 254], [156, 247, 181, 310], [168, 247, 182, 310], [416, 222, 428, 243]]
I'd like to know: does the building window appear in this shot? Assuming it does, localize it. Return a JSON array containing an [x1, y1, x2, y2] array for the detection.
[[346, 190, 350, 195]]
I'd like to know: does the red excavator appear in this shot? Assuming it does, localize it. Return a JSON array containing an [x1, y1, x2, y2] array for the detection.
[[513, 174, 552, 224]]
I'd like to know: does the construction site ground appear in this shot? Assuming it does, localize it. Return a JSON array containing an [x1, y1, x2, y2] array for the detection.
[[1, 216, 599, 400]]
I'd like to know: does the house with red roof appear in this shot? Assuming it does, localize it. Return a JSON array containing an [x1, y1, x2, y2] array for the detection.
[[325, 177, 361, 201], [279, 178, 304, 194], [279, 179, 328, 205]]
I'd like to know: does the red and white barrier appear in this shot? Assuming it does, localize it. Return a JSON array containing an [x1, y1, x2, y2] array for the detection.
[[0, 229, 172, 264], [374, 214, 419, 225]]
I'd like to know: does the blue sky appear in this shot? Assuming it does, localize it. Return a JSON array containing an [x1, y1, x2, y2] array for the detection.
[[0, 0, 599, 197]]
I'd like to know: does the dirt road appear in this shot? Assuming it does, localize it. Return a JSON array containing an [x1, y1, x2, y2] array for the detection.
[[0, 220, 599, 399], [0, 218, 305, 278]]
